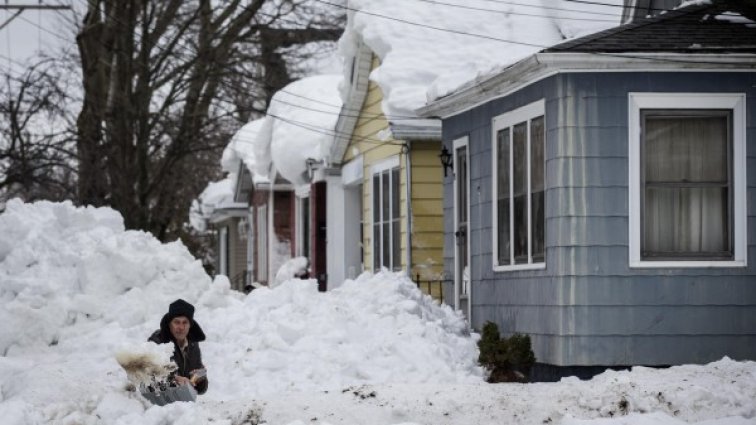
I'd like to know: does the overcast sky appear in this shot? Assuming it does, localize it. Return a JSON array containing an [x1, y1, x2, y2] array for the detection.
[[0, 1, 78, 75]]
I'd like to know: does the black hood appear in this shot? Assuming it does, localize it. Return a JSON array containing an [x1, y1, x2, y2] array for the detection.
[[157, 299, 206, 342]]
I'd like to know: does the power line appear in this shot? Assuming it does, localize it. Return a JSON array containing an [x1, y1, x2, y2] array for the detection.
[[409, 0, 618, 22], [313, 0, 549, 48], [472, 0, 621, 17]]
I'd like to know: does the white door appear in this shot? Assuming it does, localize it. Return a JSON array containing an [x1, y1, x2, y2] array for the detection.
[[453, 136, 471, 323]]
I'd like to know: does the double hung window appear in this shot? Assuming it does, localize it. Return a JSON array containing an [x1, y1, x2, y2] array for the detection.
[[372, 157, 401, 271], [629, 93, 746, 267]]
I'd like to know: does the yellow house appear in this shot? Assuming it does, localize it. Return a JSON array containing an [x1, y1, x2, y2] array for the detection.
[[325, 37, 445, 299]]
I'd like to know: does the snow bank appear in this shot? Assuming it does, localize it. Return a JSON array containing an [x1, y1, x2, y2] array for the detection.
[[0, 199, 213, 356], [0, 200, 481, 423], [1, 201, 753, 425], [203, 272, 482, 398]]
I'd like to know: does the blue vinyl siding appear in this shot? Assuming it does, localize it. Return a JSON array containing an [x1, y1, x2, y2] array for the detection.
[[442, 72, 756, 366]]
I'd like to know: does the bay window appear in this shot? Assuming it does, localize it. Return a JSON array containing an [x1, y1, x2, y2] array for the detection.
[[492, 100, 546, 270]]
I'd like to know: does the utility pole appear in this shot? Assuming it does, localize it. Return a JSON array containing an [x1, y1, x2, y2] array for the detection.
[[0, 3, 71, 32]]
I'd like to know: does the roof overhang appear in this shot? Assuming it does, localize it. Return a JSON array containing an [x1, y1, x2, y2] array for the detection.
[[234, 162, 254, 203], [418, 52, 756, 119], [330, 38, 373, 167], [207, 202, 248, 224]]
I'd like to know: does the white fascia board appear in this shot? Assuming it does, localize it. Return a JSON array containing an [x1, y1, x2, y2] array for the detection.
[[208, 205, 248, 224], [329, 41, 373, 167], [418, 52, 756, 119]]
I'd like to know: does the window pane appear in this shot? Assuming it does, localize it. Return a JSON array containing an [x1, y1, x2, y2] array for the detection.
[[392, 219, 401, 270], [392, 168, 400, 220], [644, 187, 729, 256], [373, 223, 380, 271], [530, 116, 545, 262], [645, 115, 728, 183], [382, 170, 390, 222], [383, 222, 390, 269], [513, 122, 528, 264], [373, 175, 380, 223], [497, 129, 510, 265], [642, 111, 732, 260], [457, 147, 467, 223]]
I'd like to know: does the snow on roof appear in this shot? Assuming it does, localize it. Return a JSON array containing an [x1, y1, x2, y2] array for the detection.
[[338, 0, 623, 117], [190, 177, 245, 231], [268, 74, 343, 187], [222, 118, 271, 184]]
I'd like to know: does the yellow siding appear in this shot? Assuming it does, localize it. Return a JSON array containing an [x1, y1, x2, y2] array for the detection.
[[340, 54, 444, 301], [409, 143, 444, 283], [345, 54, 407, 273]]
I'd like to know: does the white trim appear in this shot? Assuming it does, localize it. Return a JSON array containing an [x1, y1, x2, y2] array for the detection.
[[369, 155, 401, 272], [370, 155, 400, 174], [628, 92, 747, 268], [342, 155, 363, 186], [452, 136, 471, 319], [246, 207, 255, 282], [491, 100, 547, 272]]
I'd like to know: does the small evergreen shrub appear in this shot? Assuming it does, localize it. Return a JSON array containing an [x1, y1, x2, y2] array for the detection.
[[478, 321, 535, 383]]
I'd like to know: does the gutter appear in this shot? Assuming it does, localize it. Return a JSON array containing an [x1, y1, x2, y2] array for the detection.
[[389, 120, 442, 141]]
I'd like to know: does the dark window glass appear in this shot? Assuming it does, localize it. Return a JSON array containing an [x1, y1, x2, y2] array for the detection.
[[497, 129, 510, 265], [513, 122, 528, 264], [530, 116, 545, 262]]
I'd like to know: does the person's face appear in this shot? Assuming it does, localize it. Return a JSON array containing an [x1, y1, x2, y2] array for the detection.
[[169, 316, 191, 343]]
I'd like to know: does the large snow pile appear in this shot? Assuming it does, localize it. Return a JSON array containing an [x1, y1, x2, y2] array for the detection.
[[0, 200, 481, 423], [339, 0, 624, 118], [1, 200, 753, 425]]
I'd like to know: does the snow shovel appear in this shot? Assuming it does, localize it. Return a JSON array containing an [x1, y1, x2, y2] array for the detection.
[[140, 382, 197, 406]]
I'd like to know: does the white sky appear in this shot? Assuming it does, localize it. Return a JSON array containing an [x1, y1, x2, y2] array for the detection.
[[0, 199, 754, 425], [0, 1, 77, 73]]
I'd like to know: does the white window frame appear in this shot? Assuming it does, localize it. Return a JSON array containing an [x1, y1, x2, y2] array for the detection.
[[370, 155, 401, 272], [628, 92, 747, 268], [492, 99, 547, 272]]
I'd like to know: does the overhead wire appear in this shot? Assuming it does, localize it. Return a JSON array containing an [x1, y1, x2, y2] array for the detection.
[[35, 0, 749, 146], [409, 0, 618, 22]]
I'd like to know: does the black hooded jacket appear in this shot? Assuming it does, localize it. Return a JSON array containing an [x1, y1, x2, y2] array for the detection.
[[148, 308, 208, 394]]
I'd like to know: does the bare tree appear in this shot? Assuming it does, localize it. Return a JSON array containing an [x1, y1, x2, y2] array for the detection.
[[0, 59, 76, 202], [74, 0, 343, 241]]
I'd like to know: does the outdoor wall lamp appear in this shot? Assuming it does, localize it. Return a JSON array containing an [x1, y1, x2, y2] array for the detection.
[[439, 145, 453, 177]]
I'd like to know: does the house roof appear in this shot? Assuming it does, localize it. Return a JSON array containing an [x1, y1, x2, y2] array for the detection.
[[418, 0, 756, 119], [545, 1, 756, 54], [332, 0, 624, 150]]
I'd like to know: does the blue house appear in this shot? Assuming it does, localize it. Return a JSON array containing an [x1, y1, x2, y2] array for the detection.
[[419, 0, 756, 379]]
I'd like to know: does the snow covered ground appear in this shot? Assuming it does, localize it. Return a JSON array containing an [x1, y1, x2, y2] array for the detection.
[[0, 200, 754, 425]]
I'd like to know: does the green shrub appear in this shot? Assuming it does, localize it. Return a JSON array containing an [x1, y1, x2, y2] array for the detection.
[[478, 321, 535, 383]]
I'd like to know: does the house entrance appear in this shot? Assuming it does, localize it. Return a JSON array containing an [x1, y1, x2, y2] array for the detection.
[[453, 136, 471, 323]]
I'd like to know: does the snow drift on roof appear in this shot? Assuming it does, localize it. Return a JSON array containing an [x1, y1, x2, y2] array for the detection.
[[268, 74, 343, 186], [338, 0, 623, 116]]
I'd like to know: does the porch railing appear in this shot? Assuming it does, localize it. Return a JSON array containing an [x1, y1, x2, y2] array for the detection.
[[413, 274, 449, 304]]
